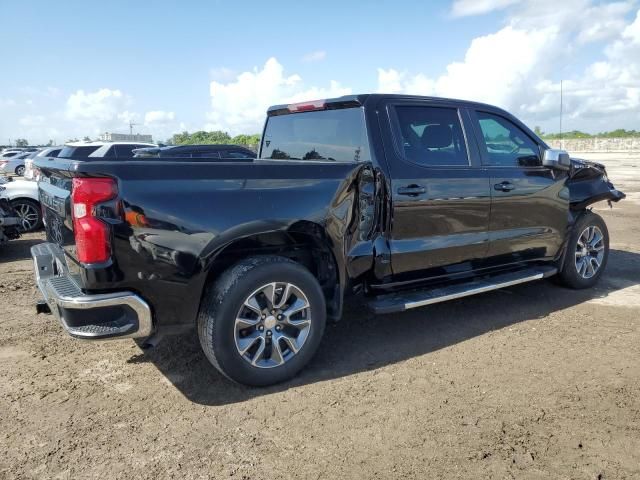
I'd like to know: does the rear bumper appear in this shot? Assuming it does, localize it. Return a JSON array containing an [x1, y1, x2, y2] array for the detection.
[[31, 242, 153, 340]]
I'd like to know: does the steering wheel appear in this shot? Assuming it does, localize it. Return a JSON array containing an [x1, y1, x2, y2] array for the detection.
[[508, 143, 520, 154]]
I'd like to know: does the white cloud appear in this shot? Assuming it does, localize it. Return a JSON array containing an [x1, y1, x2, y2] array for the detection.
[[0, 98, 17, 107], [19, 115, 45, 127], [65, 88, 131, 123], [379, 1, 640, 133], [144, 110, 176, 124], [451, 0, 520, 17], [206, 57, 351, 134], [209, 66, 236, 82], [302, 50, 327, 62], [377, 68, 434, 95]]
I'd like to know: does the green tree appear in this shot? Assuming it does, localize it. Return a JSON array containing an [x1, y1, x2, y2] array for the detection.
[[231, 134, 261, 146], [82, 136, 91, 142], [46, 139, 54, 147], [534, 126, 543, 137], [170, 130, 261, 146], [15, 138, 28, 147]]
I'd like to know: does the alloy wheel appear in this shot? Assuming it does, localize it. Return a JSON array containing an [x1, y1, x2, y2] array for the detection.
[[14, 202, 40, 231], [575, 225, 605, 279], [234, 282, 312, 368]]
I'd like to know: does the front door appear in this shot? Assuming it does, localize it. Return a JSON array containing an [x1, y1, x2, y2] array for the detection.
[[382, 102, 491, 281], [472, 110, 569, 265]]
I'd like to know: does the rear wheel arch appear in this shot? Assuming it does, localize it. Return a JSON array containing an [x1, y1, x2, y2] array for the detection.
[[199, 221, 343, 321]]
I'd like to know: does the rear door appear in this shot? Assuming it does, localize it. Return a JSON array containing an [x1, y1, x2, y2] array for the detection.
[[471, 110, 568, 264], [381, 100, 491, 280]]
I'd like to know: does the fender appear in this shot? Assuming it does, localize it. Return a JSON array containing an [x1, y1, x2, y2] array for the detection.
[[555, 158, 625, 272]]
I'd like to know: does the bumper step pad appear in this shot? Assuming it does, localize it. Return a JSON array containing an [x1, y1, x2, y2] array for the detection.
[[31, 242, 153, 340]]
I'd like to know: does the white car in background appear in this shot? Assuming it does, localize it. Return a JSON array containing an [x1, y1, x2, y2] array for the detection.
[[56, 141, 157, 160], [0, 150, 36, 176], [0, 179, 41, 232], [23, 146, 63, 181]]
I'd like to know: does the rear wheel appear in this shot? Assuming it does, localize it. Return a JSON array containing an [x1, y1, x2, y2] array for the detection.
[[11, 199, 42, 232], [557, 211, 609, 289], [197, 256, 326, 386], [14, 165, 25, 176]]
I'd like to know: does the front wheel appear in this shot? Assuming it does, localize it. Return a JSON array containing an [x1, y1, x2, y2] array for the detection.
[[197, 256, 326, 386], [15, 165, 25, 176], [556, 211, 609, 289]]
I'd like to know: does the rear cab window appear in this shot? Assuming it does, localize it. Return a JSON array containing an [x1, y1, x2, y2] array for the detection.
[[261, 107, 370, 162]]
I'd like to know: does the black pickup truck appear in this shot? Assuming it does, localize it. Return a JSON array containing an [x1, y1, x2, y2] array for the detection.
[[32, 94, 625, 386]]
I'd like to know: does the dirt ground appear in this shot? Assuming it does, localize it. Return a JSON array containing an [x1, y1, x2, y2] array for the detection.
[[1, 153, 639, 479]]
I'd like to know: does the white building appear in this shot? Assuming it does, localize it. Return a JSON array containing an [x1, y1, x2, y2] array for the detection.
[[99, 132, 153, 142]]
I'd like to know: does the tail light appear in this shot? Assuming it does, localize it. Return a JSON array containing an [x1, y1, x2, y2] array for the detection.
[[71, 177, 118, 263]]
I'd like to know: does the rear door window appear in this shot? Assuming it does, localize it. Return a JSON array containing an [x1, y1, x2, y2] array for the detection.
[[261, 107, 369, 162], [393, 106, 469, 167]]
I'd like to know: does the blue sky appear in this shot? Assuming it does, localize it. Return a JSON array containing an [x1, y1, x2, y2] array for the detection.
[[1, 0, 639, 144]]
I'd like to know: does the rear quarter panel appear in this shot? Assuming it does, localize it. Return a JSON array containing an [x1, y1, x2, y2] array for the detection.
[[72, 160, 370, 330]]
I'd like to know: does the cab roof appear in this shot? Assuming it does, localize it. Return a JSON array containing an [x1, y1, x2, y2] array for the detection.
[[267, 93, 509, 116]]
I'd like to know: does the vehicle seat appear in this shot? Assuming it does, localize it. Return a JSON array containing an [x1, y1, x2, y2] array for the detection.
[[421, 124, 454, 165]]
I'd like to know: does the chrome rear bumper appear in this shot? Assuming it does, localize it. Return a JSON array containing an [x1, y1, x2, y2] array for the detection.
[[31, 242, 153, 340]]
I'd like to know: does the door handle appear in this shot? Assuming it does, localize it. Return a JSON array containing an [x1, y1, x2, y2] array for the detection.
[[494, 181, 515, 192], [397, 185, 426, 196]]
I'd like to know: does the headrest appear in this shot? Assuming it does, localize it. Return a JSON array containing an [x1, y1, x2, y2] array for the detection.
[[422, 124, 452, 149]]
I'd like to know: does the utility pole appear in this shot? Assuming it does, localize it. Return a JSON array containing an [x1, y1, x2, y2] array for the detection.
[[559, 79, 563, 149], [129, 121, 139, 136]]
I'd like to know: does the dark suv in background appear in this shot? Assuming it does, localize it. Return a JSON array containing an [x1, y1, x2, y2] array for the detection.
[[132, 144, 256, 160]]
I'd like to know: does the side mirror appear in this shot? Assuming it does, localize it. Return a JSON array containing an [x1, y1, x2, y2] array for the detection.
[[542, 148, 571, 171]]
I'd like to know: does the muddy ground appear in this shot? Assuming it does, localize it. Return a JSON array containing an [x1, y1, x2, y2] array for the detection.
[[1, 153, 639, 479]]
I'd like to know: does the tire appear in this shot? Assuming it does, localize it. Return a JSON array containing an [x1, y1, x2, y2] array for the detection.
[[14, 165, 25, 176], [11, 198, 42, 232], [556, 211, 609, 289], [197, 256, 326, 386]]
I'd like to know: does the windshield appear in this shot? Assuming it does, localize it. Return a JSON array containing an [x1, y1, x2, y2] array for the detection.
[[261, 107, 369, 162]]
